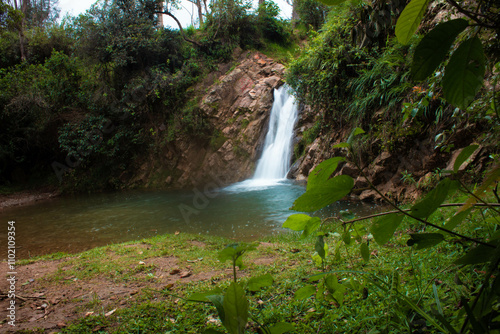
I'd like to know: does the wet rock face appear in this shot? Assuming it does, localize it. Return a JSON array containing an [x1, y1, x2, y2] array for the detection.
[[135, 51, 287, 189], [287, 124, 489, 203]]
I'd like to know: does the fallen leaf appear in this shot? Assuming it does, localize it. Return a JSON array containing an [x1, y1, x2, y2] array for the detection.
[[138, 261, 145, 265], [180, 271, 192, 278], [105, 308, 117, 317], [169, 268, 181, 275], [175, 231, 180, 235], [57, 321, 67, 328]]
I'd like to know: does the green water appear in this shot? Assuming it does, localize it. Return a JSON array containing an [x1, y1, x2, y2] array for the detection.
[[0, 181, 382, 260]]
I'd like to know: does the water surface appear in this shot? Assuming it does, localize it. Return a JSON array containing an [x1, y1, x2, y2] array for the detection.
[[0, 182, 384, 260]]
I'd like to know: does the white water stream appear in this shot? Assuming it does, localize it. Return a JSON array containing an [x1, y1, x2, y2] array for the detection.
[[225, 84, 299, 191], [253, 84, 299, 180]]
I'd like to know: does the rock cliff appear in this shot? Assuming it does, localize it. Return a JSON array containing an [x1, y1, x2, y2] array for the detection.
[[130, 51, 491, 203], [130, 51, 286, 188]]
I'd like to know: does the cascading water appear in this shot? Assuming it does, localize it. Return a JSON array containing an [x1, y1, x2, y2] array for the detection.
[[253, 84, 299, 180], [225, 84, 299, 191]]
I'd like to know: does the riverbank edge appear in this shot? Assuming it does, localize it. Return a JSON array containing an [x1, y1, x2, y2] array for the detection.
[[0, 187, 61, 211]]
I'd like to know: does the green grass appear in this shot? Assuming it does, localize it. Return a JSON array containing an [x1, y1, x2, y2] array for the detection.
[[259, 40, 301, 65], [12, 199, 497, 333]]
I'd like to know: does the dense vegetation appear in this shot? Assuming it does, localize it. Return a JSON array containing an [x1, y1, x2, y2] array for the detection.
[[0, 0, 292, 191], [2, 0, 500, 332]]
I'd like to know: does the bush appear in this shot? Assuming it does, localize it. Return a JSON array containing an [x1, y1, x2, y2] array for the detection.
[[257, 0, 291, 45], [286, 3, 367, 124]]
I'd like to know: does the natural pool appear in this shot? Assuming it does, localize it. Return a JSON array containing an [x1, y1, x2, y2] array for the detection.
[[0, 180, 384, 260]]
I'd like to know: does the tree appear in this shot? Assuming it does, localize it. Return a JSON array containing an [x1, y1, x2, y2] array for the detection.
[[154, 0, 201, 45], [186, 0, 204, 25]]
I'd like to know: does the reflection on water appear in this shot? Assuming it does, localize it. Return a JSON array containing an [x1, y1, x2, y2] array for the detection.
[[0, 181, 385, 260]]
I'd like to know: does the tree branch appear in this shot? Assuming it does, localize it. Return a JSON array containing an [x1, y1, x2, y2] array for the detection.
[[155, 10, 201, 46], [350, 159, 496, 248], [333, 203, 500, 225], [444, 0, 496, 29]]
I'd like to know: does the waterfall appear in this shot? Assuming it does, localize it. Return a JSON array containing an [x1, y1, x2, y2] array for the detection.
[[224, 84, 299, 192], [253, 84, 299, 180]]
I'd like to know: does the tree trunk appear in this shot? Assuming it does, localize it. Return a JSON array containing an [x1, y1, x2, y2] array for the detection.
[[197, 0, 203, 26], [155, 10, 202, 47], [18, 0, 27, 61], [291, 0, 299, 25]]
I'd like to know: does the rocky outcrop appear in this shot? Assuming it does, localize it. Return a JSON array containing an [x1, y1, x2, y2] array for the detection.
[[130, 51, 286, 188], [288, 120, 490, 202]]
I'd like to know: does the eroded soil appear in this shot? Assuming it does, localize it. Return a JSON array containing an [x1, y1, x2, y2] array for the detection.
[[0, 241, 282, 333]]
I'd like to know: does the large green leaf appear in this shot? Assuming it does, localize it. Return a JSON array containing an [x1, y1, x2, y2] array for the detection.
[[294, 285, 316, 300], [454, 241, 500, 265], [315, 235, 326, 261], [218, 243, 258, 269], [325, 275, 346, 306], [223, 282, 249, 334], [443, 208, 472, 231], [303, 217, 321, 238], [283, 214, 321, 238], [454, 144, 479, 173], [307, 157, 345, 190], [443, 37, 485, 109], [268, 322, 295, 334], [207, 294, 225, 323], [187, 288, 223, 302], [410, 178, 457, 219], [292, 175, 354, 212], [246, 274, 274, 292], [283, 214, 312, 231], [407, 233, 445, 249], [370, 213, 404, 245], [360, 242, 370, 262], [395, 0, 429, 44], [411, 19, 469, 81]]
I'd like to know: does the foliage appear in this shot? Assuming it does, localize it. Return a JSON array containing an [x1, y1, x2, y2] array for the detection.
[[257, 0, 291, 45], [203, 0, 257, 52], [394, 0, 498, 110], [346, 39, 412, 124], [283, 128, 500, 331], [0, 51, 84, 182], [184, 242, 295, 333], [295, 0, 329, 31], [286, 3, 368, 124]]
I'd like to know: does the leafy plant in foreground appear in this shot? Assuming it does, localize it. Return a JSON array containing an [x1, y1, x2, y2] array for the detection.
[[185, 243, 295, 334], [283, 127, 500, 331]]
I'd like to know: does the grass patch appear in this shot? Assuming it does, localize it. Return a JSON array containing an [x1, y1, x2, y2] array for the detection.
[[11, 201, 496, 333]]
